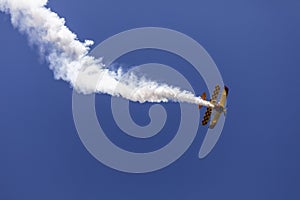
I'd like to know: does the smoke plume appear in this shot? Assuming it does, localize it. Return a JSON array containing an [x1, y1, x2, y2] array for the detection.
[[0, 0, 213, 107]]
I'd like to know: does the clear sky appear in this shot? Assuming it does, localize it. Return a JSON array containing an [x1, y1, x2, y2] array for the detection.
[[0, 0, 300, 199]]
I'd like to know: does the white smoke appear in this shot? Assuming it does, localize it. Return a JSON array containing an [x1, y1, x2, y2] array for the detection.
[[0, 0, 213, 107]]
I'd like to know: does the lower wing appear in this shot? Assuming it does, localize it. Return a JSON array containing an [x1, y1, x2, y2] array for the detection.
[[202, 107, 212, 125]]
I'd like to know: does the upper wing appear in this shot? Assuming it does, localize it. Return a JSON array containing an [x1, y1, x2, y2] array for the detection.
[[209, 111, 222, 129], [219, 86, 229, 107], [211, 85, 221, 103]]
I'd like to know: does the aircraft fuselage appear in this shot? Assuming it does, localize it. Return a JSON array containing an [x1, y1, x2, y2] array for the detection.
[[214, 104, 224, 113]]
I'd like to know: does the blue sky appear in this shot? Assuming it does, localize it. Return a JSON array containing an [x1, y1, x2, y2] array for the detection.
[[1, 0, 300, 199]]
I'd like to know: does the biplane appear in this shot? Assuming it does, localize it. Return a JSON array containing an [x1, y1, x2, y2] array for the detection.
[[198, 85, 229, 129]]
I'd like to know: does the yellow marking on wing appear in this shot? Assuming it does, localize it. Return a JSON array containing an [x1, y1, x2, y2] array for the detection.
[[219, 88, 227, 107], [209, 112, 221, 129]]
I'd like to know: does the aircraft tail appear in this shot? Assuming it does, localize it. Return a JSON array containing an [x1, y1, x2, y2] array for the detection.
[[198, 92, 207, 109]]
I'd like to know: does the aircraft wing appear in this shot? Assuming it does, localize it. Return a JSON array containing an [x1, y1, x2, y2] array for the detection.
[[211, 85, 221, 103], [219, 86, 229, 107], [202, 107, 212, 125], [209, 111, 222, 129]]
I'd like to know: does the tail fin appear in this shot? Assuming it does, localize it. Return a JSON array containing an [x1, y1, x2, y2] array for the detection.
[[198, 92, 206, 109]]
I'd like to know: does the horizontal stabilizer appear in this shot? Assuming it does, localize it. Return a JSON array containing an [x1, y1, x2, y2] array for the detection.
[[198, 92, 206, 109]]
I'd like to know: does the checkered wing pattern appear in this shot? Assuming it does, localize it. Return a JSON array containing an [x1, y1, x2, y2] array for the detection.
[[202, 107, 213, 126], [211, 85, 221, 102]]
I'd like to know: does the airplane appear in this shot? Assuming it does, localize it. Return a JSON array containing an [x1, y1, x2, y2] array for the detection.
[[198, 85, 229, 129]]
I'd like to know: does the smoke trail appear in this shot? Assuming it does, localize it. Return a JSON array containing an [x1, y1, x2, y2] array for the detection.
[[0, 0, 213, 107]]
